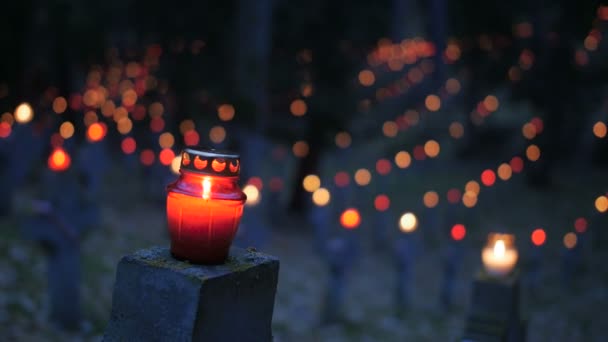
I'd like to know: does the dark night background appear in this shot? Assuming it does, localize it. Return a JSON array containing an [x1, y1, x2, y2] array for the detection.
[[1, 0, 608, 340]]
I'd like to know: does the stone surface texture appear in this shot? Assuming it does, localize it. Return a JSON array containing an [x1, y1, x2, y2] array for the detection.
[[103, 246, 279, 342]]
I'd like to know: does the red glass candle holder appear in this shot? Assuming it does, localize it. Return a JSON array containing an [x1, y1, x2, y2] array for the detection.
[[166, 148, 246, 264]]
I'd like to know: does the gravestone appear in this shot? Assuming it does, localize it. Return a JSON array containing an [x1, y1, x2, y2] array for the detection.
[[439, 239, 464, 310], [393, 231, 420, 315], [320, 236, 358, 324], [104, 246, 279, 342]]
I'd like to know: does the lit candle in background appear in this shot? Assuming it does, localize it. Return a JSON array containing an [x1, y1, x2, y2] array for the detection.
[[166, 148, 246, 264], [482, 233, 518, 277]]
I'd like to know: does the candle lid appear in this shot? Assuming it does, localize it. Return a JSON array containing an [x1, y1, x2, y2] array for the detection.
[[180, 147, 240, 177]]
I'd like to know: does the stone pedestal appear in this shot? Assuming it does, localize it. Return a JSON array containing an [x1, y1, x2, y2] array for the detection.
[[103, 246, 280, 342], [462, 270, 526, 342]]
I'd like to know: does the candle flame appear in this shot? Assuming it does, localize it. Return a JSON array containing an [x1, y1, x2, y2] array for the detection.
[[493, 239, 506, 257], [202, 177, 211, 200]]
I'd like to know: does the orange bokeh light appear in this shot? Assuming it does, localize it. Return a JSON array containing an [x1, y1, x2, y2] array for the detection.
[[340, 208, 361, 229], [526, 144, 541, 161], [48, 148, 71, 172], [423, 191, 439, 208], [87, 122, 106, 142], [358, 70, 375, 86], [593, 122, 607, 138], [159, 148, 175, 166], [425, 94, 441, 112], [290, 99, 307, 117]]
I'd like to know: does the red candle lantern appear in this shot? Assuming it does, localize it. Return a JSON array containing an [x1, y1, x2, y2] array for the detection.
[[166, 148, 246, 264]]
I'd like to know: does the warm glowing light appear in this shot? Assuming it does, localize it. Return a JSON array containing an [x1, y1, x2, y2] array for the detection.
[[497, 163, 512, 181], [121, 137, 136, 154], [180, 119, 195, 134], [202, 178, 212, 200], [218, 104, 235, 121], [449, 122, 464, 139], [113, 106, 128, 122], [413, 145, 426, 160], [593, 122, 607, 138], [483, 95, 499, 112], [522, 123, 537, 139], [563, 232, 577, 249], [84, 111, 99, 126], [526, 144, 541, 162], [424, 140, 440, 158], [243, 184, 261, 206], [14, 103, 33, 124], [59, 121, 75, 139], [374, 194, 390, 211], [482, 234, 518, 276], [531, 229, 546, 246], [48, 148, 71, 172], [574, 217, 587, 233], [394, 151, 411, 168], [312, 188, 331, 206], [292, 141, 309, 158], [376, 159, 391, 175], [354, 168, 372, 186], [451, 224, 466, 241], [209, 126, 226, 144], [1, 112, 14, 126], [425, 94, 441, 112], [358, 70, 375, 86], [159, 148, 175, 166], [399, 212, 417, 233], [481, 169, 496, 186], [170, 155, 182, 174], [117, 117, 133, 135], [462, 191, 478, 208], [150, 117, 165, 133], [122, 89, 137, 107], [87, 122, 105, 142], [423, 191, 439, 208], [184, 130, 200, 146], [465, 180, 480, 195], [595, 195, 608, 213], [53, 97, 68, 114], [335, 132, 351, 148], [159, 132, 175, 149], [290, 99, 307, 116], [0, 122, 10, 138], [382, 121, 398, 137], [340, 208, 361, 229], [302, 174, 321, 192]]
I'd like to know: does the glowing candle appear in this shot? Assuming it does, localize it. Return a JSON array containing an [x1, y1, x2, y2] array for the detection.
[[166, 148, 246, 264], [481, 233, 518, 277]]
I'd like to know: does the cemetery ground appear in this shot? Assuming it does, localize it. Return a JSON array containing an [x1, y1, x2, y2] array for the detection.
[[1, 160, 607, 341]]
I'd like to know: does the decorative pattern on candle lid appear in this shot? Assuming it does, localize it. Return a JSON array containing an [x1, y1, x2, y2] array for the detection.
[[180, 147, 240, 176]]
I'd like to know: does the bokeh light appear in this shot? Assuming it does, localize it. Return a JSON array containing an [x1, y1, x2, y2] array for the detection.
[[424, 140, 440, 158], [446, 188, 461, 204], [531, 228, 546, 246], [184, 130, 200, 146], [335, 132, 351, 148], [593, 122, 607, 138], [121, 137, 136, 154], [425, 94, 441, 112], [140, 149, 155, 166], [159, 132, 175, 149], [48, 148, 71, 172], [382, 121, 398, 137], [218, 104, 235, 121], [374, 194, 390, 211], [209, 126, 226, 144], [334, 171, 350, 187], [243, 184, 261, 206], [574, 217, 588, 233], [510, 157, 524, 173], [59, 122, 75, 139], [53, 97, 68, 114], [302, 174, 321, 192], [399, 212, 417, 233], [462, 191, 478, 208], [354, 168, 372, 186], [290, 99, 307, 116], [449, 122, 464, 139], [423, 191, 439, 208], [14, 102, 33, 124], [358, 70, 375, 86], [340, 208, 361, 229], [451, 224, 466, 241], [497, 163, 512, 181], [376, 159, 391, 175], [465, 180, 481, 195], [394, 151, 411, 168], [595, 195, 608, 213], [526, 144, 541, 161], [87, 122, 106, 142], [563, 232, 577, 249], [159, 148, 175, 166], [312, 188, 331, 206], [481, 169, 496, 186], [292, 140, 309, 158]]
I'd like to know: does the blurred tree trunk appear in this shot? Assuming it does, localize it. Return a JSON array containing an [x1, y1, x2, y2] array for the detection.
[[429, 0, 447, 87]]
